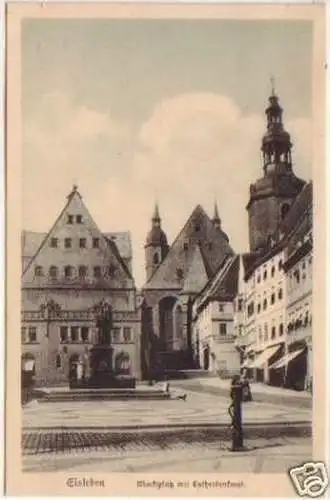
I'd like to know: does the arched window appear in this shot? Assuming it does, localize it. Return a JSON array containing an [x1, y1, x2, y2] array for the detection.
[[153, 253, 159, 265], [49, 266, 58, 279], [35, 266, 43, 277], [263, 299, 267, 310], [281, 203, 290, 220], [64, 265, 74, 278]]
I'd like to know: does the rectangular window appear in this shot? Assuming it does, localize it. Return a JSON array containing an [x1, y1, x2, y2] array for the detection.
[[79, 266, 88, 278], [50, 237, 58, 248], [219, 323, 227, 336], [218, 304, 224, 312], [67, 214, 74, 224], [71, 326, 79, 342], [112, 328, 120, 343], [81, 327, 89, 343], [238, 299, 243, 312], [93, 266, 101, 278], [79, 238, 86, 248], [21, 326, 26, 343], [65, 266, 73, 278], [64, 238, 72, 248], [34, 266, 43, 277], [93, 238, 100, 248], [28, 326, 37, 343], [60, 326, 68, 343], [123, 327, 132, 342], [76, 215, 83, 224]]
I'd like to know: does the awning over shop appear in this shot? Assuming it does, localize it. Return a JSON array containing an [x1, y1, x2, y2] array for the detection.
[[269, 348, 304, 370], [249, 345, 281, 369]]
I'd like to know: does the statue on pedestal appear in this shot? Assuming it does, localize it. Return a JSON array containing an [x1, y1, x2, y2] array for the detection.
[[96, 301, 113, 345]]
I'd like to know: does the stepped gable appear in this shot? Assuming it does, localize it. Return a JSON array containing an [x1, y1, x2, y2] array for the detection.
[[143, 204, 234, 290], [22, 186, 134, 288], [181, 244, 210, 295]]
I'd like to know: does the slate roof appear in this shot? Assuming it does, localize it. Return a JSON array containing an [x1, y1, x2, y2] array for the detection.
[[279, 181, 313, 237], [143, 204, 234, 291]]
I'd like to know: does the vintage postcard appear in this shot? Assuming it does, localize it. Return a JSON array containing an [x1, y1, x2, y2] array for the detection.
[[5, 1, 328, 497]]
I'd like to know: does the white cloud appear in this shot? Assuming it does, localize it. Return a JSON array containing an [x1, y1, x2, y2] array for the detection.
[[23, 91, 312, 287]]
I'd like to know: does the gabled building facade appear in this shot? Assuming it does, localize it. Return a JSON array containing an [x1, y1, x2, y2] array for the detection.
[[21, 186, 141, 386], [141, 203, 234, 378]]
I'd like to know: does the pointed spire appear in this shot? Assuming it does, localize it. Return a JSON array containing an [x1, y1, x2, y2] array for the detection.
[[270, 75, 276, 97], [152, 201, 161, 223], [67, 184, 82, 200], [212, 201, 221, 229]]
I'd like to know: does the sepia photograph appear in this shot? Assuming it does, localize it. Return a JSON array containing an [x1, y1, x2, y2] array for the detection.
[[5, 2, 327, 497]]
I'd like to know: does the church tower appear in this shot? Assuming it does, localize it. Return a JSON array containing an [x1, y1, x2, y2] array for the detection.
[[145, 203, 169, 281], [247, 86, 306, 252]]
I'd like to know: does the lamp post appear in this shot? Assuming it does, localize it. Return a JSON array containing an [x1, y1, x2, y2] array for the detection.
[[40, 299, 62, 337]]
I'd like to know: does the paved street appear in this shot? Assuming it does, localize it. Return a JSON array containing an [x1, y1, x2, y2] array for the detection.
[[23, 387, 311, 429], [22, 436, 311, 474]]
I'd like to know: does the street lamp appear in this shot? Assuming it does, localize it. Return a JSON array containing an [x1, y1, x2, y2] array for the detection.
[[40, 299, 62, 337]]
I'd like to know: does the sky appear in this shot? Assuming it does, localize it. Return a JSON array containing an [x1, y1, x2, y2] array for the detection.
[[22, 19, 313, 287]]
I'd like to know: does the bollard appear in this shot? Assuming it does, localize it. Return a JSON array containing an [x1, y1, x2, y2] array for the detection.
[[228, 376, 244, 451]]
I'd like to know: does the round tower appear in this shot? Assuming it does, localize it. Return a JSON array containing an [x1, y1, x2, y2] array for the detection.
[[145, 203, 169, 281], [247, 85, 306, 252]]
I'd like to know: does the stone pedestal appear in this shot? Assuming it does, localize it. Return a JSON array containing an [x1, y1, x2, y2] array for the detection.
[[88, 345, 115, 389]]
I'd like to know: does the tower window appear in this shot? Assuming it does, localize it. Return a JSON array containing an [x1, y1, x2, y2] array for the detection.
[[76, 215, 83, 224], [93, 238, 100, 248], [79, 238, 87, 248], [50, 237, 58, 248], [67, 214, 74, 224], [64, 238, 72, 248], [153, 253, 159, 265]]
